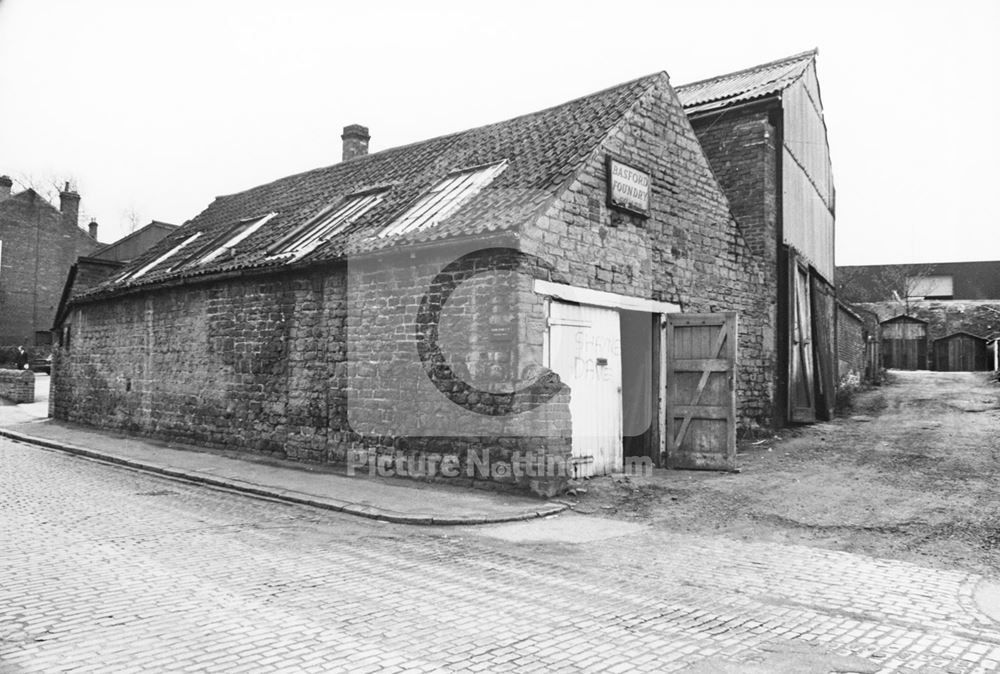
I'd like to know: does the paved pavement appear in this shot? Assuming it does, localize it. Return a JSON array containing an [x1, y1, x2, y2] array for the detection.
[[0, 375, 564, 525], [3, 435, 1000, 672]]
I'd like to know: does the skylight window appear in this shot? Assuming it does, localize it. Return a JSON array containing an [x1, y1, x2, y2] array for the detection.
[[128, 232, 203, 281], [379, 161, 507, 238], [192, 212, 276, 267], [269, 191, 386, 261]]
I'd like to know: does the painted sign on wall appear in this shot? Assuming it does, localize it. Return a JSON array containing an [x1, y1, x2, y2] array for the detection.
[[606, 158, 650, 216]]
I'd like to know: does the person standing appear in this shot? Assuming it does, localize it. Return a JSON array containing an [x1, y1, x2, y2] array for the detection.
[[15, 346, 29, 370]]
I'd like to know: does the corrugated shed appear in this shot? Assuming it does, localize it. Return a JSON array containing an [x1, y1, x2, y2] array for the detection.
[[675, 50, 815, 114], [81, 73, 665, 301]]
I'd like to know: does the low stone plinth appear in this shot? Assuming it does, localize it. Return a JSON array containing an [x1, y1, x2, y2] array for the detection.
[[0, 368, 34, 403]]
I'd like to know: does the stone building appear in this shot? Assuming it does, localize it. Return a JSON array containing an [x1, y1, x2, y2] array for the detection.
[[0, 177, 100, 347], [676, 49, 838, 425], [53, 57, 836, 493]]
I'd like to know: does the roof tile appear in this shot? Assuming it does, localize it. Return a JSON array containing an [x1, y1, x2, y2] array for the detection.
[[89, 73, 663, 298]]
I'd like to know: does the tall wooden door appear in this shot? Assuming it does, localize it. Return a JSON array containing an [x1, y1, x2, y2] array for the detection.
[[789, 261, 816, 422], [664, 313, 737, 470], [547, 301, 623, 477]]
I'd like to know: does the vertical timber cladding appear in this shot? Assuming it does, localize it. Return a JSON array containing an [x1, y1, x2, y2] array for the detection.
[[664, 312, 737, 470], [934, 333, 989, 372], [810, 275, 836, 420], [881, 315, 928, 370]]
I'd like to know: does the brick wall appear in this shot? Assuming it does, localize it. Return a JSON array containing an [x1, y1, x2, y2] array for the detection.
[[837, 305, 865, 380], [519, 79, 775, 427], [0, 191, 99, 345], [0, 368, 34, 403], [687, 107, 779, 286]]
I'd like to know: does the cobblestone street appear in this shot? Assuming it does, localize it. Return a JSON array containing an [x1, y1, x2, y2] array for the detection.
[[3, 437, 999, 672]]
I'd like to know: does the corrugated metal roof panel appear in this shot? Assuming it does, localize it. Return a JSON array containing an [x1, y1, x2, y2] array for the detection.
[[676, 50, 816, 114]]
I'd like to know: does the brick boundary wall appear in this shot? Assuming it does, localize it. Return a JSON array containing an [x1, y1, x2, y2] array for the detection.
[[837, 305, 865, 380], [0, 368, 34, 403]]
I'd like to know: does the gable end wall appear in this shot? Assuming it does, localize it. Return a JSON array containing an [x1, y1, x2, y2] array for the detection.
[[519, 79, 775, 428]]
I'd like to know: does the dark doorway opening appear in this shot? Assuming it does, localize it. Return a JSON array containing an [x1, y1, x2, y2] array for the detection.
[[620, 310, 658, 463]]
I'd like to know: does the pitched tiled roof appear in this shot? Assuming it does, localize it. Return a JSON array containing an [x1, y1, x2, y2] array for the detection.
[[84, 73, 664, 300], [675, 50, 815, 114]]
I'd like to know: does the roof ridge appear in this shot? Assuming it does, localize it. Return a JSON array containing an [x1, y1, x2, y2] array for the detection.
[[2, 187, 61, 214], [92, 220, 179, 254], [214, 72, 666, 202], [675, 49, 816, 91]]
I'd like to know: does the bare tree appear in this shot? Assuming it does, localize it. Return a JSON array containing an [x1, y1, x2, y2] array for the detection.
[[122, 206, 144, 233], [839, 264, 938, 314], [12, 172, 77, 205]]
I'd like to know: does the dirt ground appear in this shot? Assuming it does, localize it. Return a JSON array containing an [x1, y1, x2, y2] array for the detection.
[[565, 370, 1000, 578]]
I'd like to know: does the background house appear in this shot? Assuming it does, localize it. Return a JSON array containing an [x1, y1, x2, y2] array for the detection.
[[0, 176, 100, 348], [838, 260, 1000, 302], [53, 220, 178, 329], [676, 49, 838, 425]]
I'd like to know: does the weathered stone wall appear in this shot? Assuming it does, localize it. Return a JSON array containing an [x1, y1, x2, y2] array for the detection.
[[519, 79, 776, 428], [343, 244, 572, 496], [0, 368, 34, 403], [53, 249, 573, 496], [53, 271, 344, 461]]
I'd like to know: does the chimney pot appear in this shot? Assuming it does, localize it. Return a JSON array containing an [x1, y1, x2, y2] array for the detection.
[[0, 175, 11, 201], [88, 219, 99, 239], [59, 185, 81, 228], [341, 124, 370, 161]]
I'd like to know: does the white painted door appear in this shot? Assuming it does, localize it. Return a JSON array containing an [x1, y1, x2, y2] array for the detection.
[[547, 301, 623, 477]]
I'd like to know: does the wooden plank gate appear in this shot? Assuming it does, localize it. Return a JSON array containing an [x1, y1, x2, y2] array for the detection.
[[664, 312, 737, 470], [881, 316, 927, 370], [934, 333, 989, 371]]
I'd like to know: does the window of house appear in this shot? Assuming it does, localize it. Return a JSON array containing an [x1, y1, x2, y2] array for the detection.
[[907, 275, 954, 300], [269, 191, 385, 261], [128, 232, 203, 281], [379, 161, 507, 238], [187, 212, 277, 267]]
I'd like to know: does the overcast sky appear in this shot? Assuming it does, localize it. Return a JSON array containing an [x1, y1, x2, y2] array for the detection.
[[1, 0, 997, 265]]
